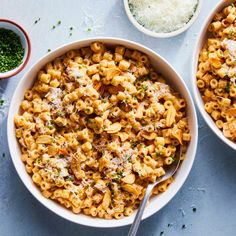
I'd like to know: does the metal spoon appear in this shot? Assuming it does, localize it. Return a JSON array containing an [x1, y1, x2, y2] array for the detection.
[[128, 147, 182, 236]]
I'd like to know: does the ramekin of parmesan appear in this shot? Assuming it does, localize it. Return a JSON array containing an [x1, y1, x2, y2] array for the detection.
[[124, 0, 202, 38]]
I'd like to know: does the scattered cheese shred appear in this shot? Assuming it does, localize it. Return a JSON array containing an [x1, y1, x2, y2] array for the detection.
[[128, 0, 198, 33]]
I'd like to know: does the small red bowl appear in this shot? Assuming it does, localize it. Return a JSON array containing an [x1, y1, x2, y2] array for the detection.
[[0, 19, 31, 79]]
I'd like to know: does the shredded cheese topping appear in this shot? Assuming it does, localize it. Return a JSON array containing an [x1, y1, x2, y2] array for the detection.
[[128, 0, 198, 33]]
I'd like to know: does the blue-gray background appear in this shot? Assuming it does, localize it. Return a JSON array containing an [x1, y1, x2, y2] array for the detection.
[[0, 0, 235, 235]]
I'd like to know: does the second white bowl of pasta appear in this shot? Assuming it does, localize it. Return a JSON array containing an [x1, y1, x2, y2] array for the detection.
[[8, 38, 198, 227], [192, 0, 236, 151]]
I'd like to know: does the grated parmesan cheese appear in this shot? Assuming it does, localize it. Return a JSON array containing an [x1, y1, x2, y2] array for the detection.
[[222, 38, 236, 58], [128, 0, 198, 33]]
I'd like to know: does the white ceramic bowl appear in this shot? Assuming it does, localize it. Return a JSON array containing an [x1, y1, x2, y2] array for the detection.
[[192, 0, 236, 151], [0, 19, 31, 79], [123, 0, 202, 38], [8, 38, 198, 227]]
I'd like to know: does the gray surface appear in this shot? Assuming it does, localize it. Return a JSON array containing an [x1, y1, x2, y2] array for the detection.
[[0, 0, 235, 235]]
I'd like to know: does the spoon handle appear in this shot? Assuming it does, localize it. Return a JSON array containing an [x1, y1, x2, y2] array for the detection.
[[128, 185, 153, 236]]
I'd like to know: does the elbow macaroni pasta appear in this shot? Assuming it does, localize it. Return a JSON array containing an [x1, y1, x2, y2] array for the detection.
[[15, 42, 190, 219], [197, 3, 236, 143]]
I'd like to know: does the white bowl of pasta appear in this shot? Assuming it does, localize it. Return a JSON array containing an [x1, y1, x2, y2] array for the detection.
[[8, 38, 198, 227], [193, 0, 236, 151]]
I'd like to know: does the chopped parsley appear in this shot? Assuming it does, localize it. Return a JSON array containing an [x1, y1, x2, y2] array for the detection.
[[182, 224, 186, 229], [2, 152, 5, 158], [113, 171, 123, 181], [160, 231, 164, 236], [87, 27, 92, 32], [57, 20, 61, 25], [47, 49, 51, 53], [57, 111, 65, 117], [127, 156, 132, 163], [58, 154, 65, 158], [225, 82, 231, 92], [192, 207, 197, 212], [0, 99, 4, 106], [67, 175, 74, 181], [47, 120, 55, 129], [228, 29, 236, 39], [141, 84, 148, 91], [34, 18, 41, 24], [0, 28, 24, 73], [70, 27, 73, 31], [52, 25, 56, 30], [156, 151, 163, 156]]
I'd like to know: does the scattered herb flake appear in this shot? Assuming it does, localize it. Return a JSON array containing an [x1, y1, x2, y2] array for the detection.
[[0, 99, 4, 106], [182, 224, 186, 229], [225, 82, 231, 92], [47, 49, 51, 53], [52, 25, 56, 30], [160, 231, 164, 236], [57, 20, 61, 25], [69, 32, 72, 37], [192, 207, 197, 212], [87, 27, 92, 32], [70, 27, 73, 31], [58, 154, 65, 158], [2, 152, 5, 158], [128, 156, 132, 163], [34, 18, 41, 24]]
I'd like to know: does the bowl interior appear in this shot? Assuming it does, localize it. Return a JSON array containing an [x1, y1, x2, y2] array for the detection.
[[0, 20, 29, 77], [192, 0, 236, 151], [8, 38, 198, 227], [123, 0, 202, 38]]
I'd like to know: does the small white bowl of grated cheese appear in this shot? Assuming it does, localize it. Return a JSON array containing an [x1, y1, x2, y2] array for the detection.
[[124, 0, 202, 38]]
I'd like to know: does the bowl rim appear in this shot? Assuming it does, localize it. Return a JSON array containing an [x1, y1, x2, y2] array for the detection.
[[123, 0, 202, 38], [0, 18, 31, 79], [7, 37, 198, 227], [192, 0, 236, 151]]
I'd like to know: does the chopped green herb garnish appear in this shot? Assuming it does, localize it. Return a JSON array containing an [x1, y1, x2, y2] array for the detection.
[[67, 175, 74, 181], [127, 156, 132, 163], [85, 184, 89, 189], [58, 154, 65, 158], [156, 151, 163, 156], [52, 25, 56, 29], [34, 18, 41, 24], [57, 111, 65, 117], [69, 32, 72, 37], [0, 99, 4, 106], [47, 49, 51, 53], [141, 84, 148, 91], [87, 27, 92, 32], [2, 153, 5, 158], [182, 224, 186, 229], [160, 231, 164, 236], [47, 120, 55, 129], [225, 82, 231, 92], [0, 28, 24, 73], [70, 27, 73, 31], [57, 20, 61, 25], [192, 207, 197, 212]]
